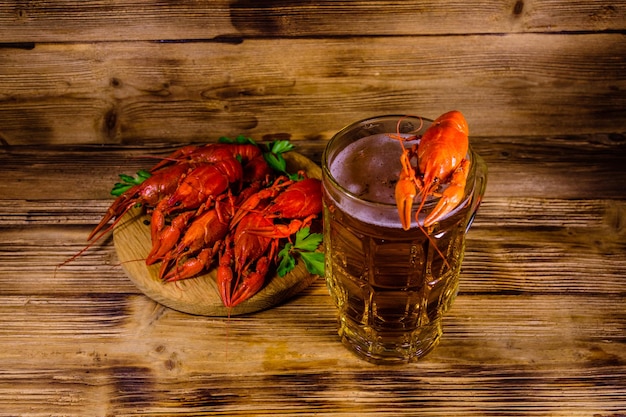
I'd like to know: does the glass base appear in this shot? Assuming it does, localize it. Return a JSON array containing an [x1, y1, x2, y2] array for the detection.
[[337, 315, 442, 365]]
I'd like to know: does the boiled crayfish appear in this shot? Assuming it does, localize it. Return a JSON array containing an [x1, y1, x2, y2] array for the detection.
[[76, 141, 322, 309], [217, 177, 323, 307], [395, 110, 470, 230]]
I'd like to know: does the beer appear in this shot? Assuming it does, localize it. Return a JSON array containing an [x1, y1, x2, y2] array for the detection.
[[322, 116, 486, 364]]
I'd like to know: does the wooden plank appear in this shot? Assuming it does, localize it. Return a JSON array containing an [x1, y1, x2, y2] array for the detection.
[[1, 34, 624, 145], [2, 196, 625, 297], [1, 132, 624, 201], [0, 224, 138, 295], [0, 0, 235, 43], [472, 134, 626, 199], [0, 293, 624, 415], [0, 0, 625, 42]]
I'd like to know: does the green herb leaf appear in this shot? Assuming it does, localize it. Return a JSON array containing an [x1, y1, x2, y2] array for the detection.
[[219, 135, 257, 145], [300, 251, 325, 276], [110, 183, 134, 196], [277, 243, 296, 277], [270, 140, 295, 155], [110, 170, 152, 196], [276, 227, 324, 277], [294, 227, 323, 252], [263, 152, 287, 173], [117, 173, 136, 184], [262, 140, 296, 175], [286, 171, 304, 181]]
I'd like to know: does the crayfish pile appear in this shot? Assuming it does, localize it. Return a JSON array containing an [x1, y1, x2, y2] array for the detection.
[[88, 140, 323, 308]]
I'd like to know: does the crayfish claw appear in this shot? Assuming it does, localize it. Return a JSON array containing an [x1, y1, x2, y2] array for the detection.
[[227, 259, 269, 308], [395, 177, 417, 231], [423, 159, 470, 227]]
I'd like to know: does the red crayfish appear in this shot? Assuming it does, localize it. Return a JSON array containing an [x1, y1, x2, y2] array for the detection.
[[394, 110, 470, 230], [218, 177, 323, 307], [74, 141, 322, 309]]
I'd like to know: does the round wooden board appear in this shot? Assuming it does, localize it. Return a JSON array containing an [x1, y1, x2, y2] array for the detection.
[[113, 152, 322, 316]]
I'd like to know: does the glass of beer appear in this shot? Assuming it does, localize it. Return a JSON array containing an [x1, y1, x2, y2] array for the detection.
[[322, 115, 487, 364]]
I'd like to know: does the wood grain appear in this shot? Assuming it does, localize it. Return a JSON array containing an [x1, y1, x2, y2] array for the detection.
[[0, 0, 625, 413], [0, 0, 624, 42], [112, 152, 322, 316], [1, 132, 623, 202], [1, 34, 625, 145], [0, 142, 625, 415]]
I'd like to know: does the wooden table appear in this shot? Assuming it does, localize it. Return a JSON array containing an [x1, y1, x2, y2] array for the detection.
[[1, 136, 625, 416]]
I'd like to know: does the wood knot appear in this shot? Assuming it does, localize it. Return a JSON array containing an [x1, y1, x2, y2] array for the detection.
[[103, 106, 119, 141], [513, 0, 524, 15], [110, 77, 123, 88]]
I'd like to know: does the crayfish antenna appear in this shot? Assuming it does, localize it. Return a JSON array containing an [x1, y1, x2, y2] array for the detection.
[[59, 198, 138, 270], [146, 145, 197, 172], [87, 216, 121, 244], [57, 238, 101, 269], [87, 192, 139, 241], [58, 214, 127, 269]]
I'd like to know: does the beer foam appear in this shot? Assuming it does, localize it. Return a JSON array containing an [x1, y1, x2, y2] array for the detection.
[[329, 133, 419, 229]]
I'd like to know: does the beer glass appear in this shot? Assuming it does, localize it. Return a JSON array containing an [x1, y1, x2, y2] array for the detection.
[[322, 115, 487, 364]]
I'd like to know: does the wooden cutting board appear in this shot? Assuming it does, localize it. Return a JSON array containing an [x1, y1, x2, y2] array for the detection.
[[113, 151, 322, 316]]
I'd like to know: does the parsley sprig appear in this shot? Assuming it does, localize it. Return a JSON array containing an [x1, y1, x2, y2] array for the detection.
[[263, 140, 299, 180], [277, 227, 325, 277], [218, 134, 256, 145], [111, 170, 152, 196]]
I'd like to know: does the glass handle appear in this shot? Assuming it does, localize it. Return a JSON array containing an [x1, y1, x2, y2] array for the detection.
[[465, 155, 488, 234]]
